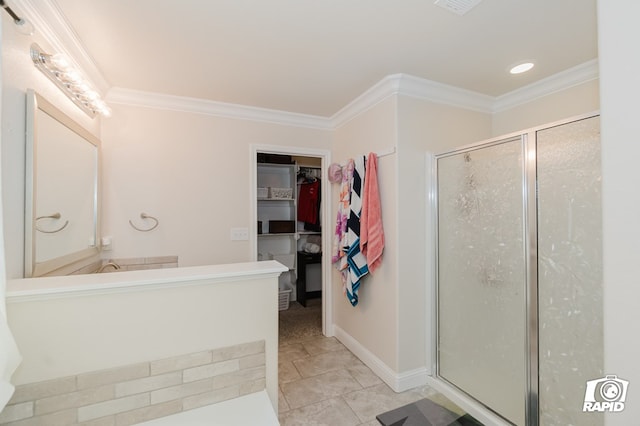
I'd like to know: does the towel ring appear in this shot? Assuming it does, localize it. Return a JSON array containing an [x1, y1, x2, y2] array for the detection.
[[36, 212, 69, 234], [129, 212, 159, 232]]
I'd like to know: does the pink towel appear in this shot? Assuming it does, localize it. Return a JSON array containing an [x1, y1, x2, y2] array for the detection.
[[360, 152, 384, 273]]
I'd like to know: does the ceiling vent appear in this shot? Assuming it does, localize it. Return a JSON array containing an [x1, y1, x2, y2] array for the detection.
[[434, 0, 483, 16]]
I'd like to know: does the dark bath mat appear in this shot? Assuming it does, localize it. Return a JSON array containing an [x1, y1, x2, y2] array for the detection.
[[376, 398, 484, 426]]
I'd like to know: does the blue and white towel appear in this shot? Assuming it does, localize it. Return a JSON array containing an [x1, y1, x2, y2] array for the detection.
[[344, 155, 369, 306]]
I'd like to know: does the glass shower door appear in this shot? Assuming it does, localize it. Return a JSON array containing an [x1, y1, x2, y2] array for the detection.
[[537, 116, 603, 426], [437, 137, 527, 426]]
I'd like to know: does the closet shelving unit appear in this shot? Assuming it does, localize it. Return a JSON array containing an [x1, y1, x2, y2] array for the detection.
[[257, 161, 298, 300]]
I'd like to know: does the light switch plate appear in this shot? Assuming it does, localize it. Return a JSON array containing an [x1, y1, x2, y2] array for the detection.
[[230, 227, 249, 241]]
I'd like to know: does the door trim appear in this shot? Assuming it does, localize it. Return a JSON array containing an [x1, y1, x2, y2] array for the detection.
[[250, 144, 333, 336]]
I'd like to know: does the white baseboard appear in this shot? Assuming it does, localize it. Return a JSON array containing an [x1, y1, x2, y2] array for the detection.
[[332, 325, 428, 392]]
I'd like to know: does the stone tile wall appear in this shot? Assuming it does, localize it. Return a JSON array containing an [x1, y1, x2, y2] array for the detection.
[[0, 341, 265, 426]]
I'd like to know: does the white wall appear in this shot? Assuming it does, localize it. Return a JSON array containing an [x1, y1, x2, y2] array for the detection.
[[1, 15, 101, 279], [598, 2, 640, 424], [100, 103, 331, 266]]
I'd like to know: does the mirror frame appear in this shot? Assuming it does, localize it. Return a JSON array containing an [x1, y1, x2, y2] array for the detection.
[[25, 89, 101, 277]]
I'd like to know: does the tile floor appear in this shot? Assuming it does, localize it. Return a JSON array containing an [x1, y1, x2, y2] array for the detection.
[[277, 300, 472, 426]]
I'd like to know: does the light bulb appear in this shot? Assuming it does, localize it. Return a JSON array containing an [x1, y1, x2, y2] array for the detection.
[[85, 90, 99, 101], [61, 69, 82, 84], [50, 53, 72, 71]]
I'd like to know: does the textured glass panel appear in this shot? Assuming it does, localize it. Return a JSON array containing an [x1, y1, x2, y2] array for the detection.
[[437, 138, 526, 426], [537, 116, 603, 426]]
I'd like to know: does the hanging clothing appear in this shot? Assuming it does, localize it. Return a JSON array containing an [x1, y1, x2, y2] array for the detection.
[[345, 156, 369, 306], [298, 179, 320, 224], [360, 152, 384, 273], [332, 160, 353, 265]]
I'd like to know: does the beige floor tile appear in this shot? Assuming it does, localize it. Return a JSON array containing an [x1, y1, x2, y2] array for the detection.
[[281, 369, 363, 409], [279, 344, 310, 363], [293, 349, 363, 378], [342, 383, 435, 423], [347, 364, 383, 388], [279, 360, 302, 384], [301, 336, 346, 355], [278, 387, 291, 413], [359, 420, 384, 426], [277, 302, 470, 425], [278, 398, 361, 426]]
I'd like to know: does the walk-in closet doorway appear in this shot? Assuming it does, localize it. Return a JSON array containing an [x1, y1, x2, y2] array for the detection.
[[250, 145, 333, 337]]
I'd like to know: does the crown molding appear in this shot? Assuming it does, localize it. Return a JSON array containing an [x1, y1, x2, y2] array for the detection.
[[18, 0, 110, 94], [19, 0, 598, 128], [330, 73, 494, 129], [106, 88, 333, 130], [331, 63, 598, 128], [395, 74, 495, 113], [330, 75, 402, 128], [492, 59, 599, 113], [108, 59, 598, 130]]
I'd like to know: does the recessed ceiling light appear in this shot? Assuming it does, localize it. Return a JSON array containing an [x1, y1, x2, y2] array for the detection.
[[510, 62, 535, 74]]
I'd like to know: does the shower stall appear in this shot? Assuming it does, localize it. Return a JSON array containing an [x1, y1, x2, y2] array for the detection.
[[434, 115, 602, 425]]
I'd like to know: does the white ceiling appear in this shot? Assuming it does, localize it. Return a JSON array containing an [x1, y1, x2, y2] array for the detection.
[[52, 0, 598, 117]]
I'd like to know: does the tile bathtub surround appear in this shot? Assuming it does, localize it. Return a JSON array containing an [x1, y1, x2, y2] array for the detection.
[[0, 341, 266, 426]]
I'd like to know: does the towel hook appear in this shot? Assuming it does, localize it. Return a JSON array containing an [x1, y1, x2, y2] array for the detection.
[[36, 212, 69, 233], [129, 212, 159, 232]]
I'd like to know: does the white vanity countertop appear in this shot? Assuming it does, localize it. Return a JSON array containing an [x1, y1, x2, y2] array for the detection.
[[7, 260, 287, 302]]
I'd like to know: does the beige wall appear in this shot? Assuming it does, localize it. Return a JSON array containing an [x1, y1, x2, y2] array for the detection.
[[331, 97, 399, 371], [92, 103, 331, 267], [492, 79, 600, 136], [396, 97, 492, 372], [1, 17, 102, 279]]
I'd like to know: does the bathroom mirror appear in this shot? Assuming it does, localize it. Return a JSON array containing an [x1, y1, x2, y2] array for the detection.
[[25, 89, 100, 277]]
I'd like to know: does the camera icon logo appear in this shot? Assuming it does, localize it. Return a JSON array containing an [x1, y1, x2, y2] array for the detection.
[[583, 375, 629, 412]]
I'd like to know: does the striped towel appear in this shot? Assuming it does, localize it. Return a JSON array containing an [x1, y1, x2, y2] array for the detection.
[[345, 156, 369, 306]]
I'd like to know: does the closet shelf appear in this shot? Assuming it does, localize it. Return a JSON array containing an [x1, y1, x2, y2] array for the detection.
[[257, 197, 294, 201], [298, 231, 321, 235], [258, 232, 296, 238]]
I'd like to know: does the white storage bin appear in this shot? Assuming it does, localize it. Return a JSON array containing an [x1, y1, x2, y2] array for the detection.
[[278, 282, 292, 310], [270, 187, 293, 199]]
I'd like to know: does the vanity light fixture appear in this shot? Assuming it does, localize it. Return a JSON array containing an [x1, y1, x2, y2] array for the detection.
[[0, 0, 34, 35], [30, 43, 112, 118]]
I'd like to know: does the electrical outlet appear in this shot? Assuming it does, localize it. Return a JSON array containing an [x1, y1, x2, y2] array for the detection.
[[230, 227, 249, 241]]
